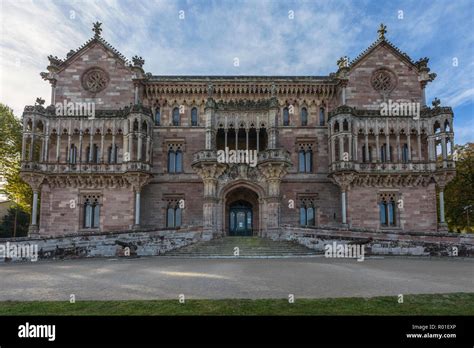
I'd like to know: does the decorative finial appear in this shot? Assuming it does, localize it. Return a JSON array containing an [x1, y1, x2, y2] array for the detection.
[[93, 22, 103, 38], [35, 97, 45, 106], [337, 56, 349, 69], [377, 23, 387, 40], [432, 97, 441, 108], [207, 83, 214, 98], [132, 55, 145, 68], [271, 83, 277, 97]]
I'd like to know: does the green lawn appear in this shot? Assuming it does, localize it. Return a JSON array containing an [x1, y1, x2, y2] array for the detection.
[[0, 293, 472, 316]]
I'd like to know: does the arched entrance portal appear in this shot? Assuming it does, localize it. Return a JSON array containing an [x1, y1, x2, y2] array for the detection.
[[229, 201, 253, 236], [224, 186, 260, 236]]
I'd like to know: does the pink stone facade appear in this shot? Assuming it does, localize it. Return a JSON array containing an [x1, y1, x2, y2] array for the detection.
[[20, 24, 455, 238]]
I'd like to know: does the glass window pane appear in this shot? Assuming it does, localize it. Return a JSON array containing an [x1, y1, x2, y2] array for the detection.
[[84, 204, 92, 228], [93, 204, 100, 228], [155, 110, 160, 125], [167, 208, 175, 227], [388, 202, 395, 226], [301, 108, 307, 126], [230, 212, 235, 230], [175, 151, 183, 173], [173, 108, 180, 126], [379, 202, 386, 226], [283, 108, 289, 126], [307, 207, 315, 226], [298, 151, 305, 172], [191, 108, 198, 126], [319, 108, 325, 126], [175, 208, 182, 227], [299, 207, 306, 225], [168, 151, 175, 173], [305, 151, 312, 172]]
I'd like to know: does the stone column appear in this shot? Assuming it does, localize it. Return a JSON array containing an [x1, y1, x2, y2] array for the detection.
[[385, 134, 390, 162], [246, 128, 249, 150], [20, 173, 45, 236], [112, 133, 116, 163], [348, 135, 353, 160], [331, 173, 355, 229], [259, 159, 291, 236], [396, 133, 401, 162], [145, 136, 151, 162], [331, 137, 335, 164], [434, 173, 454, 232], [204, 98, 216, 150], [44, 135, 49, 162], [353, 134, 358, 161], [441, 136, 447, 160], [127, 174, 151, 229], [193, 162, 227, 238], [235, 129, 238, 150], [339, 136, 344, 161], [256, 129, 260, 151], [417, 134, 422, 161], [67, 133, 71, 162], [364, 134, 369, 162], [21, 132, 27, 161], [224, 129, 228, 149], [375, 134, 380, 162], [407, 133, 412, 161], [341, 191, 347, 224], [123, 120, 129, 161], [56, 134, 61, 162], [100, 133, 105, 163], [137, 134, 143, 161]]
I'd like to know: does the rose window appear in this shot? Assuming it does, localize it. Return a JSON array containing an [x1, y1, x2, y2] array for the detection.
[[82, 68, 108, 93], [371, 69, 395, 93]]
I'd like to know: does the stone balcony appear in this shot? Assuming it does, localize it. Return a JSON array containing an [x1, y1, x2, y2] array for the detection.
[[330, 160, 455, 173], [21, 161, 151, 174]]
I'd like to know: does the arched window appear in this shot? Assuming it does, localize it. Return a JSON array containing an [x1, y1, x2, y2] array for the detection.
[[172, 107, 180, 126], [155, 108, 161, 126], [402, 144, 409, 163], [83, 196, 100, 229], [69, 144, 77, 164], [301, 107, 308, 126], [343, 119, 349, 131], [283, 107, 290, 126], [298, 149, 313, 173], [191, 107, 198, 126], [300, 202, 316, 226], [168, 149, 183, 173], [319, 107, 325, 126], [379, 194, 396, 227], [444, 120, 451, 132], [166, 203, 182, 228], [168, 150, 175, 173], [298, 150, 305, 172], [334, 121, 339, 133], [362, 145, 373, 163], [175, 150, 183, 173], [108, 144, 118, 163]]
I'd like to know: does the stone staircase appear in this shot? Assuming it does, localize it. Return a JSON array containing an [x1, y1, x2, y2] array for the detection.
[[164, 236, 320, 258]]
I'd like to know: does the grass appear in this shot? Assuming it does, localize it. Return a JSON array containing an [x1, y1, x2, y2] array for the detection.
[[0, 293, 472, 315]]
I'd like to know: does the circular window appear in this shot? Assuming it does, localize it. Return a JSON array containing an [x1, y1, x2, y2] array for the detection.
[[82, 68, 109, 93], [370, 69, 396, 93]]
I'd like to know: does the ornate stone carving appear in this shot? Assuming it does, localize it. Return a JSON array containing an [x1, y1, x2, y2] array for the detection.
[[371, 68, 396, 93], [377, 23, 387, 40], [82, 67, 109, 93], [92, 21, 103, 38], [331, 172, 357, 191], [132, 55, 145, 68], [20, 173, 45, 191]]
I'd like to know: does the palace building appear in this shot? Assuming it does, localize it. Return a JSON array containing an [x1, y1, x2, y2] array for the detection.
[[20, 23, 456, 239]]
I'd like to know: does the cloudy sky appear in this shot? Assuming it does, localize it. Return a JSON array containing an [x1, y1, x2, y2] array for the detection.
[[0, 0, 472, 144]]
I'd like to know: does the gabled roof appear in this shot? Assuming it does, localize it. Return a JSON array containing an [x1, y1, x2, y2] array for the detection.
[[349, 37, 417, 71], [46, 23, 130, 73]]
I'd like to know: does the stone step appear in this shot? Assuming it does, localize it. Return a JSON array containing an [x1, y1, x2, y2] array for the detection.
[[164, 236, 320, 257]]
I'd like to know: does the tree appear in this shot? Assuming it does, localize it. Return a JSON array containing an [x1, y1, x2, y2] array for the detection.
[[445, 143, 474, 232], [0, 104, 31, 237], [0, 206, 29, 238]]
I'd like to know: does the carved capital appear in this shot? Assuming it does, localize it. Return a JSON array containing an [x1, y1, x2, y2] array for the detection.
[[434, 171, 455, 190], [20, 173, 45, 191], [331, 172, 356, 191], [125, 173, 152, 191]]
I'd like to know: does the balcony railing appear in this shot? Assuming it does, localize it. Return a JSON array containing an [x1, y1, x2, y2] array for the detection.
[[21, 161, 151, 173], [330, 160, 454, 173]]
